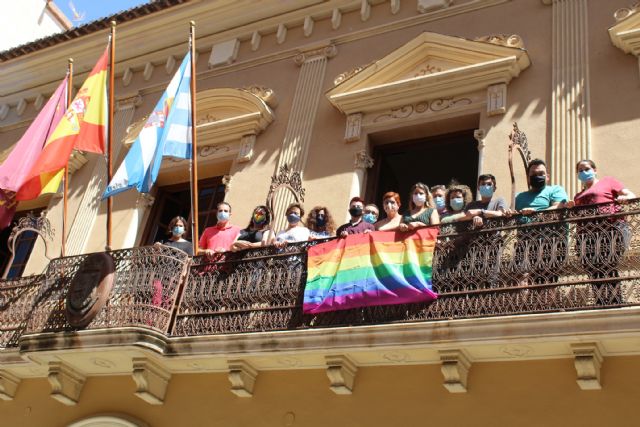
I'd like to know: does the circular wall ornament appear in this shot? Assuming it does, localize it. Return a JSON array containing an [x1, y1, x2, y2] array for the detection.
[[65, 253, 115, 328]]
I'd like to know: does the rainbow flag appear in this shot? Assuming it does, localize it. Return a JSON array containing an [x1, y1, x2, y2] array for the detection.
[[304, 228, 439, 314]]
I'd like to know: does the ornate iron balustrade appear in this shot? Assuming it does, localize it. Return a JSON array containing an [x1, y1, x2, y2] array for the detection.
[[174, 201, 640, 335], [2, 201, 640, 347], [0, 245, 190, 348]]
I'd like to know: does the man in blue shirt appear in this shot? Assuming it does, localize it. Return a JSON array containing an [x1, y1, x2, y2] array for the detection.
[[514, 159, 569, 285]]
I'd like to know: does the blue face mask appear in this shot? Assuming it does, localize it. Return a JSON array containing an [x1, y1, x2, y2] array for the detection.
[[363, 213, 377, 224], [450, 197, 465, 211], [217, 211, 230, 222], [578, 169, 595, 183], [287, 213, 301, 224], [434, 196, 446, 210], [479, 184, 494, 198], [172, 226, 184, 236]]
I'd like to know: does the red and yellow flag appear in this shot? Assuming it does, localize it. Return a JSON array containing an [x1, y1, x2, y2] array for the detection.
[[16, 47, 108, 201]]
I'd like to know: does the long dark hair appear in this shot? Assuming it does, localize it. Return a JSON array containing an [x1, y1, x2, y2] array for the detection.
[[306, 206, 336, 235]]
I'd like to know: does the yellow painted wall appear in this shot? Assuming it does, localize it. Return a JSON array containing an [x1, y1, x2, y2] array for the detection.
[[2, 357, 640, 426]]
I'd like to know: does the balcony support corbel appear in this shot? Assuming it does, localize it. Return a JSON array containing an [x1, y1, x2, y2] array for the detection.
[[439, 350, 471, 393], [326, 355, 357, 395], [228, 359, 258, 397], [48, 361, 86, 406], [572, 343, 603, 390], [132, 357, 171, 405], [0, 370, 20, 400]]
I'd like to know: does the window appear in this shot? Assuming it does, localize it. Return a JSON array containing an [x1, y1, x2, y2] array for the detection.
[[141, 177, 226, 245], [0, 209, 44, 278]]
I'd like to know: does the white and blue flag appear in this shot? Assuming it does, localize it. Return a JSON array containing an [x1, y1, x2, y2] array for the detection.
[[103, 52, 192, 198]]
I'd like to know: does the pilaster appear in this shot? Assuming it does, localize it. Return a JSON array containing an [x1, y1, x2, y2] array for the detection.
[[545, 0, 592, 197]]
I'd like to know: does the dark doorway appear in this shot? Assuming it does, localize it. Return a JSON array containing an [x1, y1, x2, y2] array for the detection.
[[141, 177, 226, 245], [367, 130, 478, 213]]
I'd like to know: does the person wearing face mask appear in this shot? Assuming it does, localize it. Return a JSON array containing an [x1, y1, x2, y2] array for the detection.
[[231, 205, 274, 251], [307, 206, 337, 239], [375, 192, 403, 231], [199, 202, 241, 256], [515, 159, 568, 214], [363, 204, 379, 225], [514, 159, 569, 284], [336, 197, 375, 237], [465, 174, 508, 227], [398, 182, 439, 232], [440, 184, 472, 224], [430, 185, 448, 218], [571, 159, 635, 305], [275, 203, 310, 246], [155, 215, 193, 256]]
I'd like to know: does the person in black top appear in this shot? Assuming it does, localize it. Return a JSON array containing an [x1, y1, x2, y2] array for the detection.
[[231, 205, 274, 251], [156, 216, 193, 256]]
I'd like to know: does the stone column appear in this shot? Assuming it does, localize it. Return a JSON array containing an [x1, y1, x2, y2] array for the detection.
[[65, 95, 140, 255], [544, 0, 592, 197], [473, 129, 486, 200], [271, 45, 337, 232]]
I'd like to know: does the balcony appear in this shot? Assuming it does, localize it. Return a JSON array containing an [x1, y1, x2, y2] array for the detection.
[[1, 201, 639, 351]]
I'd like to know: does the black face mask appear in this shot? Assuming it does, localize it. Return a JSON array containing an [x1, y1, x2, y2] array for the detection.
[[349, 207, 363, 217], [529, 175, 546, 190]]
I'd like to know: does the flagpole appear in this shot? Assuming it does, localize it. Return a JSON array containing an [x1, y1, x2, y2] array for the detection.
[[62, 58, 73, 257], [107, 21, 116, 250], [189, 21, 199, 256]]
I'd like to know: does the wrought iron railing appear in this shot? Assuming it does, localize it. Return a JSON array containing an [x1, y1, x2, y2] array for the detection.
[[2, 201, 640, 347]]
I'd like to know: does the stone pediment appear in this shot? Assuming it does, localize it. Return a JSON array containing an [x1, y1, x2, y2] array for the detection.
[[327, 32, 530, 115]]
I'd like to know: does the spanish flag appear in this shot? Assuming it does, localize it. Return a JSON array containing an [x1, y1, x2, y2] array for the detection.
[[16, 47, 108, 201]]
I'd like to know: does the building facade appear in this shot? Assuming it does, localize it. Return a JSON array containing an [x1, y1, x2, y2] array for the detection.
[[1, 0, 640, 426]]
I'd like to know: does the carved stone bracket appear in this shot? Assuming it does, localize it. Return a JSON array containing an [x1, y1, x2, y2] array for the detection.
[[344, 113, 363, 143], [325, 355, 357, 395], [0, 370, 20, 400], [48, 361, 86, 406], [222, 174, 232, 193], [487, 83, 507, 116], [228, 360, 258, 397], [237, 134, 256, 163], [418, 0, 452, 14], [136, 193, 155, 208], [294, 44, 337, 66], [571, 343, 603, 390], [474, 129, 486, 151], [439, 350, 471, 393], [132, 357, 171, 405], [354, 150, 374, 170]]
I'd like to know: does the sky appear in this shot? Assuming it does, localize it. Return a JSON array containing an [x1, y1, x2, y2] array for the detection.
[[56, 0, 151, 27]]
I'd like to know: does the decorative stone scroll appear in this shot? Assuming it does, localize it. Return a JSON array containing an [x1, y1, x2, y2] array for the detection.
[[48, 361, 86, 406], [132, 357, 171, 405]]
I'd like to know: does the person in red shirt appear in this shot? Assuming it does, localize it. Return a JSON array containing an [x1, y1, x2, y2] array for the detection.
[[199, 202, 241, 256], [571, 159, 635, 306]]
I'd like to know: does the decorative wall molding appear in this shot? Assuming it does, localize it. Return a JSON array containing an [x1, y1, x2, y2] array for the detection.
[[439, 349, 471, 393], [48, 361, 86, 406], [487, 83, 507, 116], [228, 360, 258, 397], [293, 44, 337, 66], [208, 39, 240, 68], [237, 134, 256, 163], [325, 355, 357, 395], [609, 3, 640, 78], [344, 113, 363, 143], [571, 343, 603, 390], [0, 370, 20, 400], [418, 0, 452, 14], [546, 0, 592, 197], [327, 32, 530, 115], [132, 357, 171, 405]]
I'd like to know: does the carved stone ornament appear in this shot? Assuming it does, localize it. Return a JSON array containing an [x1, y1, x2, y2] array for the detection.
[[242, 85, 278, 109], [614, 2, 640, 22], [354, 150, 374, 169], [294, 44, 337, 66], [3, 211, 54, 279], [345, 113, 363, 143], [334, 63, 372, 86], [373, 97, 473, 123], [475, 34, 525, 49], [268, 164, 305, 202], [65, 253, 115, 328]]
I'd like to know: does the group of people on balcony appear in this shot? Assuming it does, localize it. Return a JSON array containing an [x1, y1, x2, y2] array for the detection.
[[158, 158, 635, 261]]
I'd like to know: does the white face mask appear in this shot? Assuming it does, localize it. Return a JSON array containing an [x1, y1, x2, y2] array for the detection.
[[412, 193, 427, 206]]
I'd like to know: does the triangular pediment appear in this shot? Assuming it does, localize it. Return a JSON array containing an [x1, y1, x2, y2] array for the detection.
[[609, 8, 640, 56], [328, 32, 530, 114]]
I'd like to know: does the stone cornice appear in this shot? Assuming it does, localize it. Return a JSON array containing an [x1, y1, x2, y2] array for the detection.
[[6, 308, 640, 379]]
